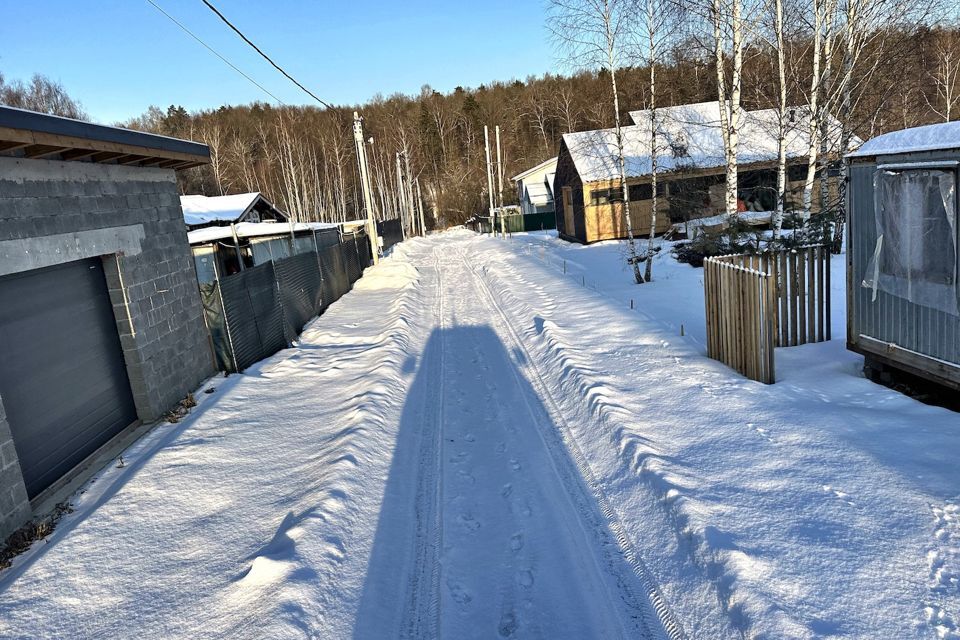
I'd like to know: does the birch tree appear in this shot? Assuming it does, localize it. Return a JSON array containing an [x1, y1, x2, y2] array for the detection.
[[925, 28, 960, 121], [710, 0, 745, 219], [550, 0, 644, 283], [637, 0, 680, 282]]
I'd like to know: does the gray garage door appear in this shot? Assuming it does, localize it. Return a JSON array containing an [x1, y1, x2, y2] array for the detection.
[[0, 258, 138, 498]]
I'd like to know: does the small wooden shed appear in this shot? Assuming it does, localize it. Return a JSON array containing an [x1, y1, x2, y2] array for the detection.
[[847, 122, 960, 390]]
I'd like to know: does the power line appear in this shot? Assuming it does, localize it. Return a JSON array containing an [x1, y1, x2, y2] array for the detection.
[[200, 0, 334, 109], [144, 0, 285, 105]]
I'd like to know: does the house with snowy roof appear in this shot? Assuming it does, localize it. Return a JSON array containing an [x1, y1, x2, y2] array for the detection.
[[180, 192, 288, 230], [512, 157, 558, 217], [553, 100, 849, 244]]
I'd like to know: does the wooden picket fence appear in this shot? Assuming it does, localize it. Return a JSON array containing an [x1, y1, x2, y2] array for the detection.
[[704, 245, 832, 384], [704, 258, 777, 384]]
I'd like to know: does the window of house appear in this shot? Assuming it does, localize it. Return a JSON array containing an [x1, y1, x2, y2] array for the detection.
[[590, 187, 623, 205], [863, 168, 958, 315]]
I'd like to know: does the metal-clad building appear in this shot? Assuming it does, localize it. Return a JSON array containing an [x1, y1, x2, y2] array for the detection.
[[0, 106, 214, 539], [847, 122, 960, 390]]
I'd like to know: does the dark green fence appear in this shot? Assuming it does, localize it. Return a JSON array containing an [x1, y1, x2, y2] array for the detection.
[[204, 229, 382, 373]]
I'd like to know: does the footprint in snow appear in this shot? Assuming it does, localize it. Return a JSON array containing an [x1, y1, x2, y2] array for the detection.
[[498, 610, 519, 637], [458, 513, 481, 532], [496, 442, 507, 454], [464, 433, 476, 443], [501, 483, 513, 498], [510, 533, 524, 552], [516, 569, 535, 589], [446, 579, 472, 605], [457, 469, 475, 485], [510, 459, 522, 471], [450, 451, 469, 464]]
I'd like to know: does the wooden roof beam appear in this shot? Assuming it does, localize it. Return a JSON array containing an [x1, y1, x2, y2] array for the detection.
[[59, 148, 99, 161], [0, 140, 30, 153], [90, 151, 127, 163], [23, 145, 70, 159]]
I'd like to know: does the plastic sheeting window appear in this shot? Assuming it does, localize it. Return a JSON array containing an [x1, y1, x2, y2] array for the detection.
[[192, 246, 217, 285], [863, 168, 958, 315], [250, 237, 292, 265]]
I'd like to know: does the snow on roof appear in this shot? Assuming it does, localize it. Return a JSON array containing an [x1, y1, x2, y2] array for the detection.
[[187, 221, 338, 245], [511, 157, 559, 182], [847, 121, 960, 158], [180, 193, 264, 226], [564, 101, 848, 183], [525, 181, 553, 206]]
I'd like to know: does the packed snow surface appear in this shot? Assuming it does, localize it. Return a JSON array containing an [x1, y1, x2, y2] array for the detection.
[[1, 230, 959, 639]]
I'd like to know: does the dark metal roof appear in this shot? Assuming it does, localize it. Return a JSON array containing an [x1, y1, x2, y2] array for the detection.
[[0, 105, 210, 169], [0, 106, 208, 156]]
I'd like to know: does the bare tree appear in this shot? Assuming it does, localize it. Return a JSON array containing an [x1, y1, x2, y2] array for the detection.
[[550, 0, 644, 283], [709, 0, 745, 218], [0, 73, 86, 119], [637, 0, 680, 282], [925, 28, 960, 121]]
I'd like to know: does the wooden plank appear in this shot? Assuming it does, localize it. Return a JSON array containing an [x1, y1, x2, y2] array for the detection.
[[0, 141, 30, 153], [817, 245, 826, 342], [807, 246, 816, 343], [826, 244, 832, 341], [748, 270, 758, 381], [779, 250, 789, 347], [59, 148, 99, 161], [22, 144, 68, 159], [797, 250, 807, 345], [790, 250, 799, 346], [765, 274, 777, 383]]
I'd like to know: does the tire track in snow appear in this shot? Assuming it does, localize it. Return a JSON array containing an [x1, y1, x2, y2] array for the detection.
[[399, 246, 446, 640], [458, 247, 688, 640]]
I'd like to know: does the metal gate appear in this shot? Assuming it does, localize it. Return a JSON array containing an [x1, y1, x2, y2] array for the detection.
[[0, 259, 138, 498]]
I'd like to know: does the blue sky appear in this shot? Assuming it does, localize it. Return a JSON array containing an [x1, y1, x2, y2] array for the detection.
[[1, 0, 557, 124]]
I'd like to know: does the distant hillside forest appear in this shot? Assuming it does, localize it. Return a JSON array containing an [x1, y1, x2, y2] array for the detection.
[[3, 24, 959, 228]]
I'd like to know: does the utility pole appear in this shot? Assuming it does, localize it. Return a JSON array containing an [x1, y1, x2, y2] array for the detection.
[[415, 177, 426, 236], [352, 111, 379, 265], [402, 151, 417, 236], [484, 125, 496, 236], [395, 152, 408, 239], [495, 125, 505, 236]]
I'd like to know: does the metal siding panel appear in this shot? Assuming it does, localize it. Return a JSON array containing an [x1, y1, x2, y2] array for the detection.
[[219, 262, 286, 371], [275, 251, 323, 341], [0, 258, 137, 498], [850, 158, 960, 366]]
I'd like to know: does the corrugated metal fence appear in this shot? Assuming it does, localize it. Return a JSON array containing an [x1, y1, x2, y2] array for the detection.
[[202, 227, 380, 372], [378, 218, 403, 252]]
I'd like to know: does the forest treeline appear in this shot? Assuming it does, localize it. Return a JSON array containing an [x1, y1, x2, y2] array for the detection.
[[2, 23, 959, 229]]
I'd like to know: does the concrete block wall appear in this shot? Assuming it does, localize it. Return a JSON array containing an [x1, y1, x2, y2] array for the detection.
[[0, 398, 31, 539], [0, 157, 214, 539]]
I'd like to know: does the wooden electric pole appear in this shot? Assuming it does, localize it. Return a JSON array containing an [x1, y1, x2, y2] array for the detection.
[[395, 152, 408, 239], [484, 125, 496, 236], [495, 125, 505, 236], [415, 177, 426, 236], [352, 111, 379, 265]]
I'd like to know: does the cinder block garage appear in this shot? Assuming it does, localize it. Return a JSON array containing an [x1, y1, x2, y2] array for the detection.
[[0, 106, 215, 540]]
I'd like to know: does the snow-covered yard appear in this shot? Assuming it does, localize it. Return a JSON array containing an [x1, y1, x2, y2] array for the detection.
[[0, 229, 958, 639]]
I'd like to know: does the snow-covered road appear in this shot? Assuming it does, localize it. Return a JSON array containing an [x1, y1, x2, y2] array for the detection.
[[1, 229, 959, 639]]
